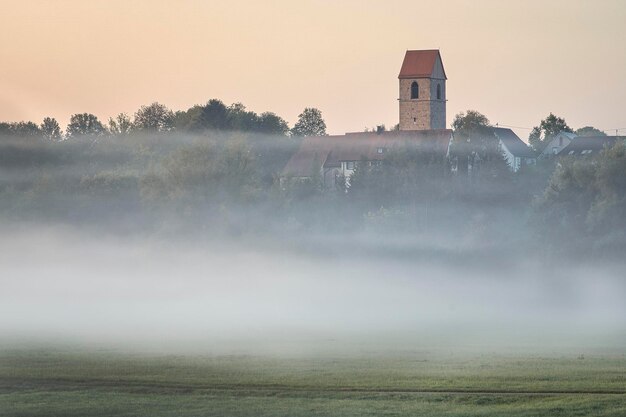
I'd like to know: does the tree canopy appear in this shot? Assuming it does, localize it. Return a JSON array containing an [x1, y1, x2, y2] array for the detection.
[[257, 112, 290, 136], [291, 108, 327, 137], [451, 110, 491, 135], [108, 113, 133, 136], [41, 117, 62, 141], [0, 121, 42, 139], [575, 126, 607, 137], [173, 99, 290, 136], [535, 141, 626, 243], [66, 113, 107, 139], [133, 102, 175, 132]]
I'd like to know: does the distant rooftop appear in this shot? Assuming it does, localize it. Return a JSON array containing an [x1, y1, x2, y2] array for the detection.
[[492, 127, 536, 158], [558, 136, 617, 156], [282, 130, 452, 177]]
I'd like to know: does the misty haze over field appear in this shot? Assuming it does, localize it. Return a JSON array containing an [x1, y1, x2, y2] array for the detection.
[[1, 226, 625, 355], [1, 127, 625, 355]]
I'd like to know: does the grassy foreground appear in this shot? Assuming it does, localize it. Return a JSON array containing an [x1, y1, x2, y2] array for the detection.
[[1, 349, 625, 416]]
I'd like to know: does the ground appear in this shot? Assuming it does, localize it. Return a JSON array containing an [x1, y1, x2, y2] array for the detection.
[[1, 348, 625, 416]]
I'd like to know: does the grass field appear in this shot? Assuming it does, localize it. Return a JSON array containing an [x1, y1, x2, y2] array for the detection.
[[1, 348, 625, 416]]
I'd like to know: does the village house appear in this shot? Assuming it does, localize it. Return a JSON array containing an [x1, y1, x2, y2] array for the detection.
[[493, 127, 536, 172], [281, 129, 452, 188], [540, 131, 577, 158], [448, 127, 536, 175], [281, 50, 452, 188], [538, 131, 621, 159], [281, 49, 536, 186]]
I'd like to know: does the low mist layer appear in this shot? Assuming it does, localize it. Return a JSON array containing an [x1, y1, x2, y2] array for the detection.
[[1, 227, 624, 355]]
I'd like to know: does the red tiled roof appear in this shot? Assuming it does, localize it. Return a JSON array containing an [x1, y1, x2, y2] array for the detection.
[[398, 50, 446, 79]]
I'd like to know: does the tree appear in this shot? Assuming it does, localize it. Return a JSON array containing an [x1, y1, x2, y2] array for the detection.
[[0, 123, 12, 136], [199, 99, 229, 130], [66, 113, 107, 139], [291, 107, 327, 137], [174, 105, 203, 131], [133, 102, 174, 132], [534, 141, 626, 246], [41, 117, 62, 141], [257, 112, 289, 136], [108, 113, 133, 136], [0, 121, 42, 139], [227, 103, 260, 132], [528, 113, 572, 151], [450, 110, 499, 177], [451, 110, 491, 134], [173, 99, 292, 136], [588, 142, 626, 232], [575, 126, 606, 137], [140, 141, 259, 206]]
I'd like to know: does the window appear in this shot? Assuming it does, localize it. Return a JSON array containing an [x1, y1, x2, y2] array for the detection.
[[346, 161, 356, 170], [411, 81, 419, 99], [437, 83, 442, 100]]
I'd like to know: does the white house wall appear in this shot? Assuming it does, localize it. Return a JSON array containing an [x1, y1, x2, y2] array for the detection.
[[499, 139, 518, 172]]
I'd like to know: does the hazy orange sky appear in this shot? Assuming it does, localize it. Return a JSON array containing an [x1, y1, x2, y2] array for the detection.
[[1, 0, 625, 139]]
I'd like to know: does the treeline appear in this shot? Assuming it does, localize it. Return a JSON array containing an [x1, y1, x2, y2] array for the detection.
[[1, 105, 624, 257], [0, 127, 624, 256], [0, 131, 297, 231], [0, 100, 327, 142], [533, 142, 626, 252]]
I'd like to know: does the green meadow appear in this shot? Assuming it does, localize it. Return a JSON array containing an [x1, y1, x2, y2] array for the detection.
[[1, 348, 625, 417]]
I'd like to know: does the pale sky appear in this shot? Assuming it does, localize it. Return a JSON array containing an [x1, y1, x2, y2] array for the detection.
[[1, 0, 625, 139]]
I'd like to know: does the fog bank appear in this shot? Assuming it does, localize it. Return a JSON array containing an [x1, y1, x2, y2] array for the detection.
[[1, 227, 624, 355]]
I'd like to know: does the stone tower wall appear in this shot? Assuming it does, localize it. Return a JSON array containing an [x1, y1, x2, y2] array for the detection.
[[399, 77, 446, 130]]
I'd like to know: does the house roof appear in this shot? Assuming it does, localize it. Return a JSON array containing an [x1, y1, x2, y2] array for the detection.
[[332, 130, 452, 163], [492, 127, 536, 158], [539, 131, 577, 155], [398, 50, 447, 79], [281, 136, 333, 177], [558, 136, 617, 156], [558, 131, 577, 140], [281, 130, 453, 177]]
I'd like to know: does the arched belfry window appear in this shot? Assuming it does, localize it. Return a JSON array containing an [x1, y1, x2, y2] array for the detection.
[[437, 83, 442, 100], [411, 81, 419, 99]]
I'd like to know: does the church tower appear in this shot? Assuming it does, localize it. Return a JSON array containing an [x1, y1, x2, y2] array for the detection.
[[398, 50, 447, 130]]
